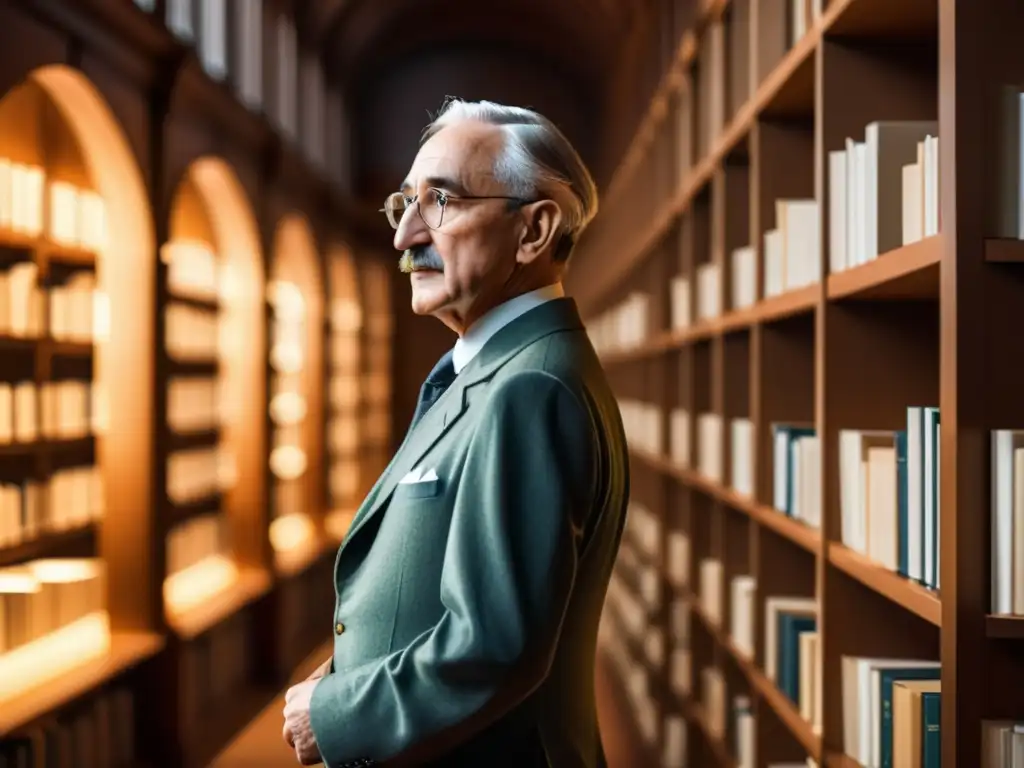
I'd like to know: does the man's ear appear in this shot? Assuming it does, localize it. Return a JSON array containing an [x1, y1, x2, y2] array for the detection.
[[516, 200, 564, 264]]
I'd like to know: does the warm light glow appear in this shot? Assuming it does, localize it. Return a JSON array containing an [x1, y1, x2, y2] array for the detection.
[[49, 180, 79, 246], [28, 558, 103, 583], [269, 391, 307, 424], [4, 161, 45, 236], [0, 611, 110, 704], [331, 298, 362, 332], [325, 509, 356, 542], [267, 279, 305, 316], [163, 554, 239, 616], [0, 568, 41, 595], [269, 444, 307, 480], [162, 238, 219, 300], [269, 340, 304, 373], [269, 511, 315, 553]]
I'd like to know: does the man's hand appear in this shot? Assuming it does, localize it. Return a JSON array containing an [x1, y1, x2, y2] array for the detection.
[[282, 679, 322, 765]]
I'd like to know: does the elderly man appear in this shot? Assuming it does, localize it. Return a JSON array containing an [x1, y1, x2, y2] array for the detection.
[[283, 98, 629, 767]]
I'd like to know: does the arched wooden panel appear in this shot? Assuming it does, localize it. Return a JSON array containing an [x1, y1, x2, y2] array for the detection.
[[0, 64, 158, 706], [268, 214, 325, 573]]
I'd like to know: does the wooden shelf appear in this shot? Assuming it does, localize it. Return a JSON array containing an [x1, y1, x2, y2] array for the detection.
[[828, 544, 942, 627], [984, 238, 1024, 262], [824, 753, 864, 768], [691, 597, 822, 757], [826, 236, 942, 300], [0, 524, 97, 567], [630, 448, 820, 553], [565, 0, 1016, 761], [166, 567, 272, 641], [274, 534, 329, 578], [0, 631, 164, 736], [986, 615, 1024, 639]]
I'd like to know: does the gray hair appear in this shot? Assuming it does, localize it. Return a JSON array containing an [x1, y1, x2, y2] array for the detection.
[[422, 97, 599, 262]]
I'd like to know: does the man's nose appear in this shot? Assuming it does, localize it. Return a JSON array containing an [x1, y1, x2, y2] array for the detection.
[[394, 204, 429, 251]]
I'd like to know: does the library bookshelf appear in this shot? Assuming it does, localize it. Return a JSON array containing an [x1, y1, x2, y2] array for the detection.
[[324, 245, 364, 543], [572, 0, 1024, 766], [0, 56, 389, 768], [0, 70, 167, 750]]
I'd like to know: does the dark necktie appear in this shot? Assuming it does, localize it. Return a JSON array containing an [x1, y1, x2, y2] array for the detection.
[[409, 349, 457, 429]]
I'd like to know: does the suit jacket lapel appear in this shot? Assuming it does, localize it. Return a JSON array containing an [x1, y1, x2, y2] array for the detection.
[[340, 297, 585, 550], [341, 374, 471, 546]]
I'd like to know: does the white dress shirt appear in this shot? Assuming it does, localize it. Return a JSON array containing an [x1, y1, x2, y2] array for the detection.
[[451, 283, 565, 374]]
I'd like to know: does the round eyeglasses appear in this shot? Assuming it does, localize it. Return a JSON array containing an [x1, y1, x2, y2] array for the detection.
[[381, 188, 532, 230]]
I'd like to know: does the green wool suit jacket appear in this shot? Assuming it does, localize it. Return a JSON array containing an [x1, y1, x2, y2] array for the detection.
[[309, 297, 630, 768]]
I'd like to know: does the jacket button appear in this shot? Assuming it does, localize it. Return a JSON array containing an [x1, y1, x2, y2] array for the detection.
[[335, 622, 345, 635]]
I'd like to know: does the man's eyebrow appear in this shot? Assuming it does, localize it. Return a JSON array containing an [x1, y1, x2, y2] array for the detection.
[[400, 176, 472, 195]]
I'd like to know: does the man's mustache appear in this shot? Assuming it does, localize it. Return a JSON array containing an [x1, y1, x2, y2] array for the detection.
[[398, 246, 445, 274]]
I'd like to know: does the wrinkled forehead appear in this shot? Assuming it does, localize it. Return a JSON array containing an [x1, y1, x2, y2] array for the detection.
[[400, 120, 505, 196]]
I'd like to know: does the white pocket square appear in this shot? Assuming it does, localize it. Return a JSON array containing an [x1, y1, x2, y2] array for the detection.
[[399, 467, 439, 484]]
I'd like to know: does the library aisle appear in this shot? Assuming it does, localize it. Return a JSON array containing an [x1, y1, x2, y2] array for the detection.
[[6, 1, 1024, 767]]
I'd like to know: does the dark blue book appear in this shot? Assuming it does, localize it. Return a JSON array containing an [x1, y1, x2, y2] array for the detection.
[[777, 613, 816, 703], [895, 430, 909, 577], [921, 690, 941, 768], [878, 666, 941, 768]]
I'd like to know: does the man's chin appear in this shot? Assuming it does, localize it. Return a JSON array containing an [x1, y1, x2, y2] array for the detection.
[[409, 279, 449, 316]]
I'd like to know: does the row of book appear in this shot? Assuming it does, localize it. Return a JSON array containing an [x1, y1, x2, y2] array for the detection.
[[0, 685, 135, 768], [0, 466, 104, 549], [167, 514, 226, 576], [828, 121, 940, 274], [772, 423, 822, 530], [585, 292, 651, 354], [841, 655, 940, 768], [0, 161, 107, 252], [49, 272, 100, 343], [168, 376, 222, 433], [166, 302, 220, 360], [763, 199, 821, 298], [764, 596, 822, 734], [168, 445, 233, 505], [731, 693, 755, 768], [0, 262, 103, 342], [991, 427, 1024, 614], [162, 239, 222, 302], [619, 398, 664, 456], [0, 557, 105, 653], [839, 407, 940, 591], [0, 379, 99, 443]]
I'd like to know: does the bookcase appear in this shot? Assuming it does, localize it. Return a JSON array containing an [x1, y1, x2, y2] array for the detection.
[[324, 244, 363, 543], [157, 157, 277, 767], [573, 0, 1024, 766], [266, 215, 336, 677], [0, 6, 388, 760], [0, 68, 165, 762], [358, 259, 394, 495]]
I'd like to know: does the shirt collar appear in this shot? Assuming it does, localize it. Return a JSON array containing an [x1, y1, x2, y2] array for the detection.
[[452, 283, 565, 374]]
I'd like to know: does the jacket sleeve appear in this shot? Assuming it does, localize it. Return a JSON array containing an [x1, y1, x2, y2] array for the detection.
[[308, 370, 598, 766]]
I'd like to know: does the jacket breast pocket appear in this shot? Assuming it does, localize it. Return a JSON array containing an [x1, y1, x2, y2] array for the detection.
[[391, 477, 442, 501]]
